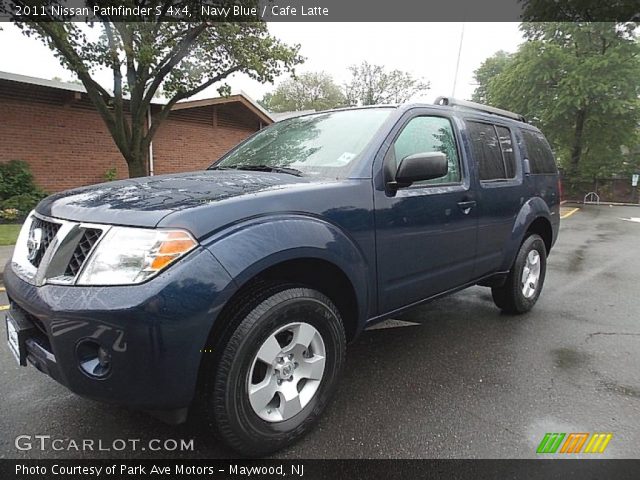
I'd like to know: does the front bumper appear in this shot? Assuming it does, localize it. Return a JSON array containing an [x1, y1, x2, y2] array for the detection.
[[4, 247, 235, 410]]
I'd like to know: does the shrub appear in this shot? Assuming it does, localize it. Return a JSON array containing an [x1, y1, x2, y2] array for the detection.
[[0, 161, 48, 218], [0, 160, 44, 199], [104, 167, 118, 182], [1, 192, 47, 214], [0, 208, 20, 221]]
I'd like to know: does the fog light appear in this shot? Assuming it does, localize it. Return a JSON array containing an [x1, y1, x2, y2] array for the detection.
[[76, 340, 111, 378]]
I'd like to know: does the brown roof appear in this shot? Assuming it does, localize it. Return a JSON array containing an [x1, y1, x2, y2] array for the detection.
[[0, 70, 273, 125], [173, 94, 272, 125]]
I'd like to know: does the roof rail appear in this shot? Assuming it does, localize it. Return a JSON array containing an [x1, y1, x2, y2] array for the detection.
[[434, 96, 526, 123]]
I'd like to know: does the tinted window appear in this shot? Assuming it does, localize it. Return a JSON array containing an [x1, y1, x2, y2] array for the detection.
[[495, 126, 517, 178], [467, 122, 505, 180], [522, 130, 557, 174], [393, 116, 461, 185]]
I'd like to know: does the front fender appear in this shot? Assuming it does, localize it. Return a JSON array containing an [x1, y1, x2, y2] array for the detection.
[[201, 214, 372, 330], [500, 197, 553, 272]]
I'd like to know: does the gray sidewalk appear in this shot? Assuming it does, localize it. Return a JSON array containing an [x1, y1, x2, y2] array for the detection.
[[0, 245, 14, 277]]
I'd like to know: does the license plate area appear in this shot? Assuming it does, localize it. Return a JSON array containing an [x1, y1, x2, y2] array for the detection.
[[5, 310, 34, 366]]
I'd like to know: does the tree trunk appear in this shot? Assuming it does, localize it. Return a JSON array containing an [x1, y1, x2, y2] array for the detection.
[[569, 107, 587, 178], [125, 151, 149, 178], [123, 112, 149, 178]]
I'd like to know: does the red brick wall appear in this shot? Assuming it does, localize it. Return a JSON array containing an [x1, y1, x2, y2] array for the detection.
[[0, 82, 261, 193], [152, 104, 257, 175], [0, 94, 129, 192]]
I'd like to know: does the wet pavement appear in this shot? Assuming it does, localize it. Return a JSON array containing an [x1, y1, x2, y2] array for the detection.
[[1, 204, 639, 459]]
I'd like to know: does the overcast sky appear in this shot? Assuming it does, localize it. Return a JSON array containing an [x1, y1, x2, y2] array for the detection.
[[0, 22, 523, 105]]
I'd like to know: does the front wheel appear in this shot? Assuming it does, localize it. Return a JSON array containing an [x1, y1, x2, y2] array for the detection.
[[492, 234, 547, 314], [203, 285, 346, 456]]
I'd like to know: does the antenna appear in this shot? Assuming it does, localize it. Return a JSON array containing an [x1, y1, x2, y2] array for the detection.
[[452, 22, 465, 97]]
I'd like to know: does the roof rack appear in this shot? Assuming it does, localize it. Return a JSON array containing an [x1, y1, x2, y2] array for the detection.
[[434, 96, 526, 123]]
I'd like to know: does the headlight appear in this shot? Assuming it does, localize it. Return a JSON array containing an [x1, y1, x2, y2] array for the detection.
[[76, 227, 197, 285]]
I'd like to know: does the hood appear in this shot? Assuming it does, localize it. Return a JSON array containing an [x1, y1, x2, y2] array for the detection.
[[37, 170, 311, 227]]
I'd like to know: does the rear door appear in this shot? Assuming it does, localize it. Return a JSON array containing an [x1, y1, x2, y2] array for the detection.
[[374, 110, 478, 313], [521, 128, 561, 211], [465, 119, 524, 277]]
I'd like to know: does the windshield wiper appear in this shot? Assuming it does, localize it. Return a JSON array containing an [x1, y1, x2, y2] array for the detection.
[[224, 164, 304, 177]]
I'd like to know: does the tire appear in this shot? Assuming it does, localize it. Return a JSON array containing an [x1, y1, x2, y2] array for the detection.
[[491, 234, 547, 314], [201, 283, 346, 456]]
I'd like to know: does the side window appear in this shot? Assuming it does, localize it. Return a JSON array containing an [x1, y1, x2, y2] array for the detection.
[[392, 116, 461, 185], [467, 121, 517, 181], [522, 130, 557, 174], [467, 122, 504, 180], [495, 126, 516, 178]]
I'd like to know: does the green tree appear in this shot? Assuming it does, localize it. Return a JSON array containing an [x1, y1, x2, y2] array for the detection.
[[471, 50, 512, 104], [344, 61, 429, 106], [5, 2, 302, 178], [476, 22, 640, 179], [260, 72, 346, 112]]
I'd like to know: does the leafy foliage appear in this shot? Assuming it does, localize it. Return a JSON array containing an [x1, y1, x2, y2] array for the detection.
[[0, 208, 21, 222], [0, 160, 44, 199], [104, 166, 118, 182], [521, 0, 638, 22], [471, 50, 512, 104], [344, 61, 429, 106], [0, 161, 48, 217], [4, 2, 303, 177], [473, 22, 640, 180], [260, 72, 346, 113]]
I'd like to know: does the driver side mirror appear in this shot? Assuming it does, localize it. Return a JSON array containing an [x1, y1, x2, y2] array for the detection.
[[391, 152, 448, 189]]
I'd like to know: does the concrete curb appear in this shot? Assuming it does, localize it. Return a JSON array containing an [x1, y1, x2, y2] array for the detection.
[[563, 200, 640, 207]]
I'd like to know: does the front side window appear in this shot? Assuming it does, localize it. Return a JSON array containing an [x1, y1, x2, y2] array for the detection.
[[467, 121, 517, 181], [392, 116, 461, 185], [213, 108, 392, 179]]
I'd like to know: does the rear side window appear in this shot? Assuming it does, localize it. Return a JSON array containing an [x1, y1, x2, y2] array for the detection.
[[467, 121, 517, 181], [522, 130, 557, 174], [495, 126, 516, 178]]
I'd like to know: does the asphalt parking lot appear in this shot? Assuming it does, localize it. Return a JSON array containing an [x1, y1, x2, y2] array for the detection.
[[1, 204, 639, 459]]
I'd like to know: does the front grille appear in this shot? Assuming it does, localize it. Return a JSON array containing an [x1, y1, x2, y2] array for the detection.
[[65, 228, 102, 277], [29, 217, 61, 267], [14, 214, 107, 285]]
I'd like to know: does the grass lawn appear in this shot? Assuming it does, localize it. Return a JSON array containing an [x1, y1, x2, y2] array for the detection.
[[0, 224, 22, 246]]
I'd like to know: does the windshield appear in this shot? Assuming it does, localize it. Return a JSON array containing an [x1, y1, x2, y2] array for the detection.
[[211, 108, 392, 178]]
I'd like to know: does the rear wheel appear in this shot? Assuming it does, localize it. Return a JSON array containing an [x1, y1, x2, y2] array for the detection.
[[201, 284, 346, 456], [492, 234, 547, 314]]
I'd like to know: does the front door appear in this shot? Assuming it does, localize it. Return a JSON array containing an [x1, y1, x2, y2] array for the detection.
[[374, 112, 478, 313]]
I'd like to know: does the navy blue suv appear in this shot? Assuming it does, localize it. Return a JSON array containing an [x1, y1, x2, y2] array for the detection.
[[4, 98, 559, 455]]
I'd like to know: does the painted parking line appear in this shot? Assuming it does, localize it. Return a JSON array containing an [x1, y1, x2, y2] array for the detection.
[[366, 319, 421, 330], [0, 305, 9, 311], [0, 287, 5, 292], [560, 207, 580, 219]]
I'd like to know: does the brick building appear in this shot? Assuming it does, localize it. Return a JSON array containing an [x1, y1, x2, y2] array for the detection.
[[0, 71, 272, 193]]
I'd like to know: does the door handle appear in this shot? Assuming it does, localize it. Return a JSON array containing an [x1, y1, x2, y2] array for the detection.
[[457, 200, 476, 214]]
